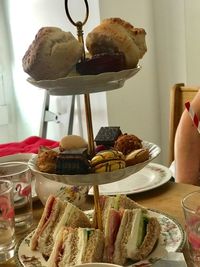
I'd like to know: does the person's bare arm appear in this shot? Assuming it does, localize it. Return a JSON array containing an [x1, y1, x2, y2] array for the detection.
[[174, 90, 200, 185]]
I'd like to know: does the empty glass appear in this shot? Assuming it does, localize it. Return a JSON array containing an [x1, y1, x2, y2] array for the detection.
[[182, 191, 200, 267], [0, 179, 15, 263], [0, 162, 33, 233]]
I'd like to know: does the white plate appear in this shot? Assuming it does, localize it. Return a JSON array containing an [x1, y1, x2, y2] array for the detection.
[[0, 153, 34, 163], [0, 153, 37, 201], [15, 209, 185, 267], [28, 141, 161, 186], [88, 163, 172, 195], [27, 67, 141, 96]]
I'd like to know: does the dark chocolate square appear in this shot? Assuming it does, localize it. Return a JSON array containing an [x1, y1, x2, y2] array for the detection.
[[95, 126, 122, 147]]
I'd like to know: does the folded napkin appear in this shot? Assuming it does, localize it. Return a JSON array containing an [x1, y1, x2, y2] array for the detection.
[[0, 136, 59, 157]]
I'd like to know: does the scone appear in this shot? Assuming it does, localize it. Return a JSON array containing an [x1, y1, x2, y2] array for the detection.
[[86, 18, 147, 68], [22, 27, 83, 80]]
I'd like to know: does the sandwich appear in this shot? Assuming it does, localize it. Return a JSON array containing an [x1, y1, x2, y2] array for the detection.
[[98, 195, 160, 265], [103, 207, 161, 265], [94, 194, 146, 229], [30, 195, 91, 257], [47, 227, 104, 267]]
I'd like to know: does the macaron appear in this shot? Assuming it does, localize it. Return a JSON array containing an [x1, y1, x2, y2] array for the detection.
[[59, 135, 88, 151]]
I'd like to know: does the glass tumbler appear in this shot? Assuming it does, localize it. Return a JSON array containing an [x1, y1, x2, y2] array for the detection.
[[182, 190, 200, 267], [0, 179, 15, 263], [0, 162, 33, 233]]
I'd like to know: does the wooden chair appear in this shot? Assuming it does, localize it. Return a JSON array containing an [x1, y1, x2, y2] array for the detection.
[[168, 83, 199, 166]]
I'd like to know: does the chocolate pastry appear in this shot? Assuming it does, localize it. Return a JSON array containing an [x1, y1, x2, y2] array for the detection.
[[56, 148, 90, 175], [95, 126, 122, 147], [76, 53, 126, 75]]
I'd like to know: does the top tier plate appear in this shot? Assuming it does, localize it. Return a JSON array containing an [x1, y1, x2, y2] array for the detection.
[[27, 66, 141, 96]]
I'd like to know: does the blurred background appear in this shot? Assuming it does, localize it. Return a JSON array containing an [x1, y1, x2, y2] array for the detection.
[[0, 0, 200, 166]]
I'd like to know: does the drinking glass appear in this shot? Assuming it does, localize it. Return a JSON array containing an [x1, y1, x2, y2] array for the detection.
[[0, 162, 33, 233], [182, 191, 200, 267], [0, 179, 15, 263]]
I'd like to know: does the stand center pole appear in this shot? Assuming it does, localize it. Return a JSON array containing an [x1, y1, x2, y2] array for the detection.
[[84, 94, 102, 230]]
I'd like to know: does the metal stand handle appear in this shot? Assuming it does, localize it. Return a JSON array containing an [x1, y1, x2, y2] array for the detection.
[[64, 0, 102, 230]]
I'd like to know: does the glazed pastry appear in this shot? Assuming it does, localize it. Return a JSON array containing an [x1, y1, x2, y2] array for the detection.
[[114, 133, 142, 155], [91, 149, 125, 173], [95, 126, 122, 147], [93, 160, 125, 173], [22, 27, 83, 80], [125, 148, 150, 166], [86, 18, 147, 69], [59, 135, 88, 152], [56, 148, 90, 175], [37, 146, 58, 173], [76, 53, 126, 75]]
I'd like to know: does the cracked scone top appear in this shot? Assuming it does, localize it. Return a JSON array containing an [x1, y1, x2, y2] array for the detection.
[[22, 27, 83, 80], [86, 17, 147, 68]]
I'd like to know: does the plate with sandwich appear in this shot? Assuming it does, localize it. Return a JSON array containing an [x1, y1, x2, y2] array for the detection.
[[15, 195, 185, 267], [88, 163, 172, 195]]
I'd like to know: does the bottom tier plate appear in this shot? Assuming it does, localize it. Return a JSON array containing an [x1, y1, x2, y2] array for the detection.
[[15, 209, 185, 267]]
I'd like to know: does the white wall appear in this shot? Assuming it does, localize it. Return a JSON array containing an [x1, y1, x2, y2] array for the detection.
[[3, 0, 200, 165], [153, 0, 187, 165], [184, 1, 200, 85], [99, 0, 190, 165], [99, 0, 161, 162], [5, 0, 108, 141], [0, 1, 17, 143]]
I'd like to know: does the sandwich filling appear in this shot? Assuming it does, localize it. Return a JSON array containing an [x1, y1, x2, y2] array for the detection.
[[31, 195, 91, 258], [53, 203, 77, 240], [50, 228, 104, 267]]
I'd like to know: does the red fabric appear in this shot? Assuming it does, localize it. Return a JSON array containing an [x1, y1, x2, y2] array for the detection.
[[0, 136, 59, 157]]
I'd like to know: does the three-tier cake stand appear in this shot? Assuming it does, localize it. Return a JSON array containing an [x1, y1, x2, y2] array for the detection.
[[28, 0, 161, 230]]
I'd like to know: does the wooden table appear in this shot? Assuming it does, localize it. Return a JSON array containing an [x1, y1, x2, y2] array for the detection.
[[5, 181, 199, 266]]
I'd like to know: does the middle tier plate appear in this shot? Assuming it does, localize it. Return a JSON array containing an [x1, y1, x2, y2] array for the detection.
[[28, 141, 161, 186]]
